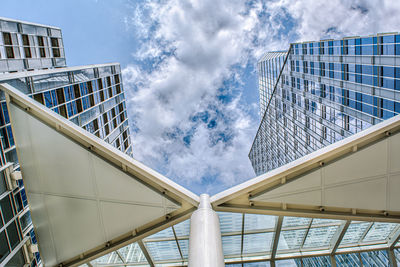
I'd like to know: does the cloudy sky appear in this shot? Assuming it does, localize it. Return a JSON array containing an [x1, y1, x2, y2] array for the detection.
[[2, 0, 400, 194]]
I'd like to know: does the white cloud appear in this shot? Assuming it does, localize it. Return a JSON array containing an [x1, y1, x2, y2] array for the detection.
[[278, 0, 400, 41], [122, 0, 400, 194]]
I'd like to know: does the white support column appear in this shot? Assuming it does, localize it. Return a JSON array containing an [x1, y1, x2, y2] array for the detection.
[[188, 194, 224, 267]]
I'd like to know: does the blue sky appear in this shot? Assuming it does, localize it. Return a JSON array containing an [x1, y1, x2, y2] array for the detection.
[[2, 0, 400, 195]]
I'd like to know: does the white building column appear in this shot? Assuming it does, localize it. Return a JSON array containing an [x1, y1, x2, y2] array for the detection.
[[188, 194, 224, 266]]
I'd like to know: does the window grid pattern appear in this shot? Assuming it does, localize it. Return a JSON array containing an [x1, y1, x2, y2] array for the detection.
[[0, 18, 66, 72], [88, 212, 400, 266], [250, 33, 400, 175]]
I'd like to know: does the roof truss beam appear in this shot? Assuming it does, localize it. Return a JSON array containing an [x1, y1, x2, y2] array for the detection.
[[388, 225, 400, 250], [330, 220, 351, 254], [271, 216, 283, 260], [137, 240, 154, 267]]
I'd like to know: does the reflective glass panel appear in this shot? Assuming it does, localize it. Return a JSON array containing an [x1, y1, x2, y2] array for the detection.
[[312, 218, 343, 226], [302, 256, 331, 266], [394, 248, 400, 264], [303, 226, 339, 248], [219, 212, 243, 233], [282, 217, 311, 228], [340, 222, 370, 245], [222, 235, 242, 256], [117, 243, 147, 263], [178, 239, 189, 259], [244, 262, 271, 266], [174, 220, 190, 237], [0, 195, 14, 224], [335, 253, 361, 266], [144, 227, 174, 240], [145, 240, 181, 261], [275, 259, 298, 266], [362, 223, 397, 243], [7, 221, 20, 250], [0, 172, 7, 196], [278, 229, 307, 251], [244, 214, 276, 232], [91, 252, 122, 264], [7, 248, 25, 266], [0, 230, 10, 263], [243, 232, 273, 254], [360, 250, 389, 267]]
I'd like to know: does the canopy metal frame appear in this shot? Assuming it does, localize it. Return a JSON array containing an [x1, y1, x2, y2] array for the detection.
[[2, 81, 400, 267]]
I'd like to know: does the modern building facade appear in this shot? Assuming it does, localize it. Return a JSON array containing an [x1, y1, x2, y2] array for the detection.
[[0, 17, 66, 73], [249, 33, 400, 175], [0, 18, 131, 267]]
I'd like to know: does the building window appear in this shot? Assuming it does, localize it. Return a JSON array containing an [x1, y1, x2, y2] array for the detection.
[[7, 221, 21, 250], [37, 36, 46, 58], [2, 32, 14, 59], [302, 44, 307, 55], [377, 36, 383, 55], [374, 97, 384, 118], [0, 231, 10, 263], [319, 42, 325, 55], [319, 62, 325, 76], [355, 38, 362, 55], [343, 115, 350, 131], [305, 99, 310, 110], [321, 105, 326, 119], [342, 39, 349, 55], [329, 63, 334, 78], [320, 84, 326, 98], [0, 195, 14, 224], [342, 64, 349, 81], [342, 89, 349, 106], [51, 37, 60, 58], [328, 41, 333, 55], [304, 80, 309, 92], [303, 61, 308, 73], [22, 34, 32, 58], [322, 126, 327, 139], [329, 86, 335, 101]]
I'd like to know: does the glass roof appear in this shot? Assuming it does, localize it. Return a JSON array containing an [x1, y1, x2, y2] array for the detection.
[[85, 212, 400, 266]]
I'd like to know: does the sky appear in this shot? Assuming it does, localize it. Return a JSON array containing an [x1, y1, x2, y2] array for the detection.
[[2, 0, 400, 195]]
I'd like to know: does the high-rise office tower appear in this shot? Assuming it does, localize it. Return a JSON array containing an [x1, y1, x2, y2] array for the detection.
[[0, 18, 132, 266], [249, 33, 400, 176]]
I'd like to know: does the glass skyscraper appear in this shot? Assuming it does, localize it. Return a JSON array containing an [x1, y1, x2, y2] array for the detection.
[[0, 18, 131, 266], [250, 33, 400, 176]]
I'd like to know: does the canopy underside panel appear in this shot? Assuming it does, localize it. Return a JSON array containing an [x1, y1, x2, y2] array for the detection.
[[8, 101, 180, 266], [251, 130, 400, 213]]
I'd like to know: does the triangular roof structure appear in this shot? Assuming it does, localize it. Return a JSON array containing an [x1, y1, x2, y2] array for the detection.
[[1, 83, 199, 266], [212, 114, 400, 223]]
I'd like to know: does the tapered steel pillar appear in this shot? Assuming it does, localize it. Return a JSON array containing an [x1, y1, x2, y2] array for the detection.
[[188, 194, 224, 266]]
